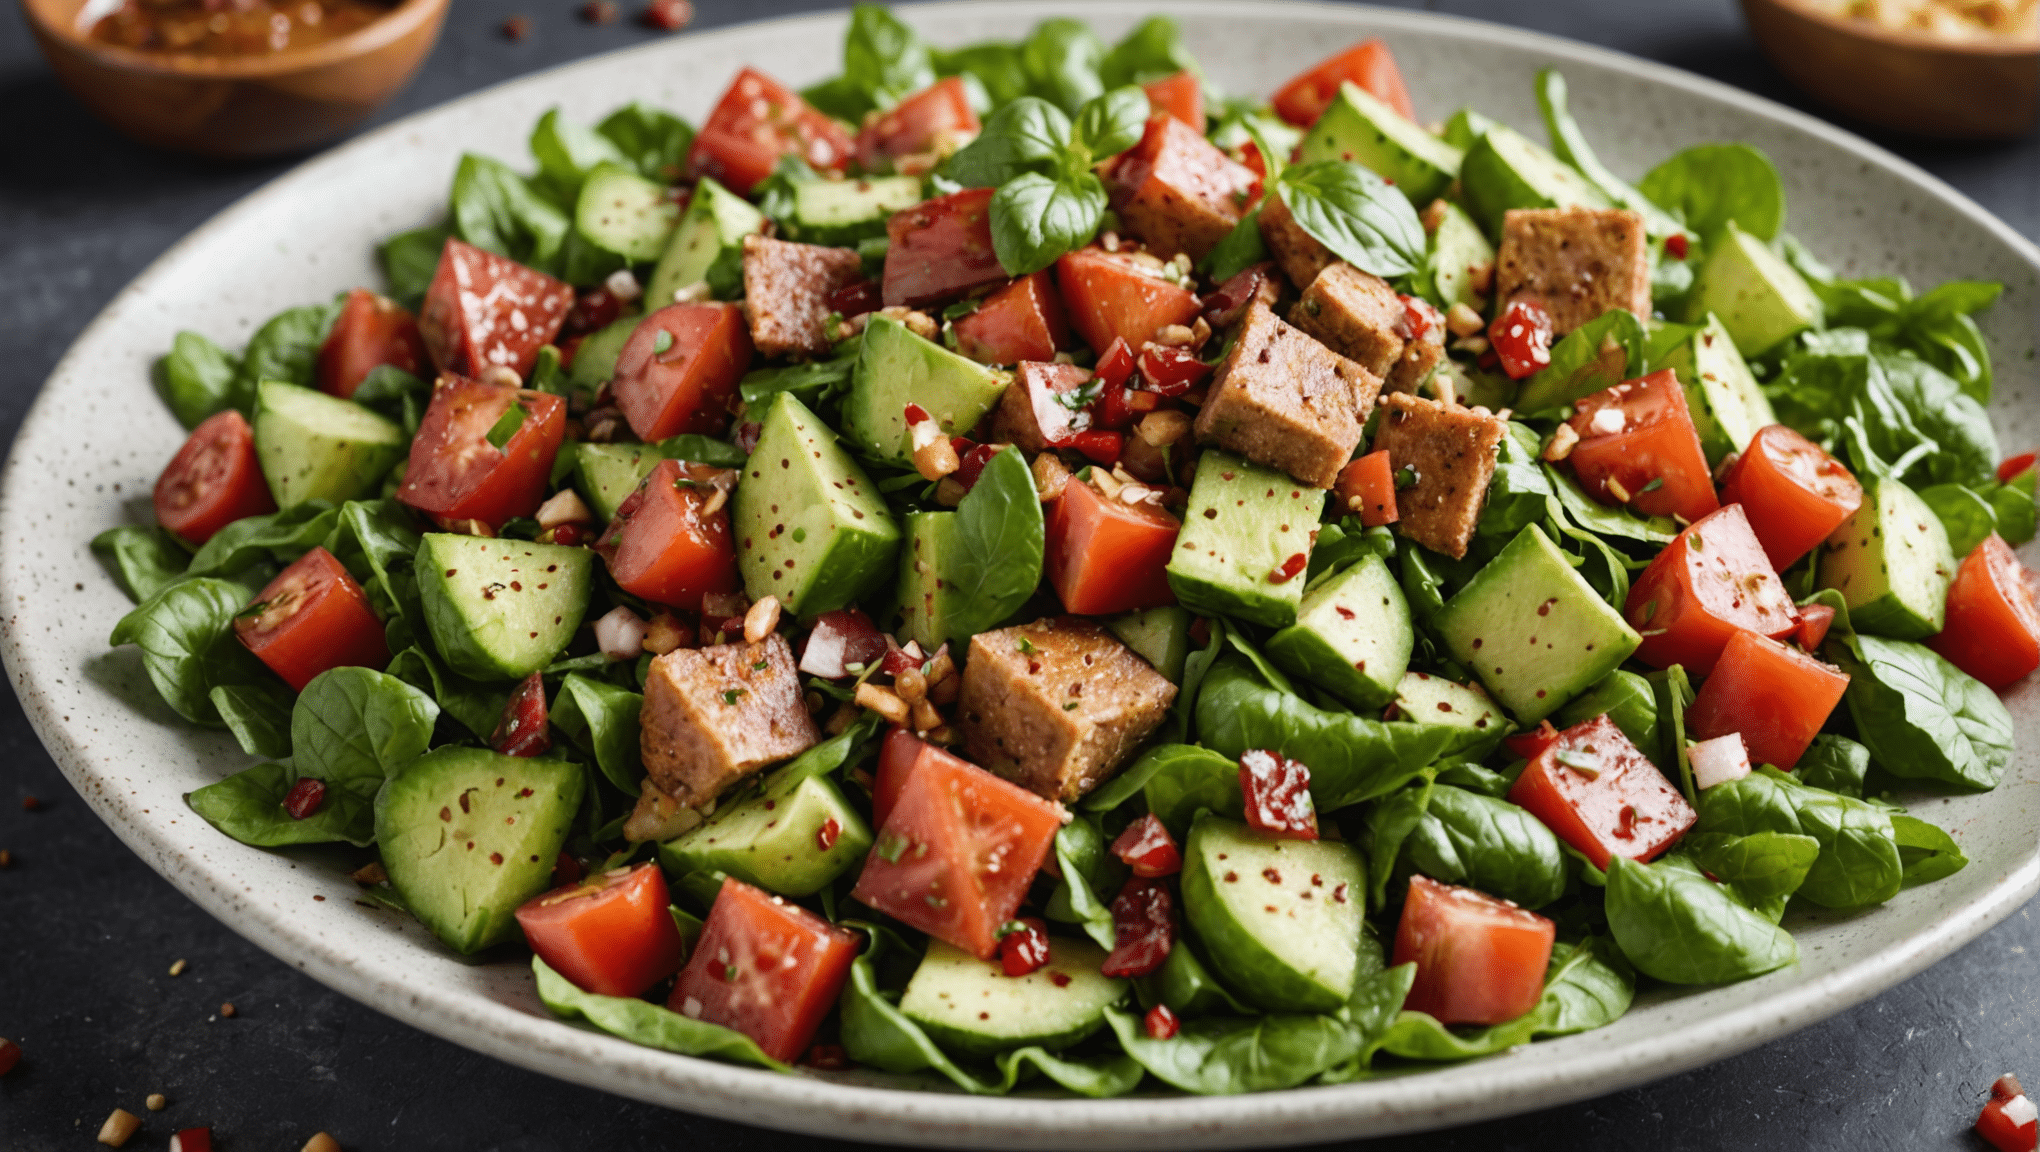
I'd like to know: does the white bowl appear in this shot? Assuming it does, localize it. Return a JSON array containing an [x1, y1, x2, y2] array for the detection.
[[4, 2, 2038, 1147]]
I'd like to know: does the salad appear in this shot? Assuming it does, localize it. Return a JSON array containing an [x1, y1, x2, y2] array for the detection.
[[97, 5, 2026, 1098]]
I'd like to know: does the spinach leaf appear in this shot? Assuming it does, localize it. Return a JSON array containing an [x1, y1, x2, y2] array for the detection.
[[1677, 830, 1820, 905], [1534, 70, 1685, 239], [1874, 350, 1997, 488], [1135, 939, 1255, 1016], [1141, 743, 1245, 834], [1992, 472, 2038, 546], [1102, 1005, 1363, 1094], [186, 503, 339, 580], [762, 709, 885, 798], [1305, 519, 1398, 587], [1354, 936, 1634, 1067], [1195, 658, 1460, 810], [92, 526, 192, 603], [1401, 784, 1567, 910], [1604, 854, 1798, 984], [1021, 18, 1107, 114], [386, 645, 508, 741], [945, 96, 1073, 188], [1517, 307, 1648, 414], [1794, 733, 1873, 798], [1770, 333, 1997, 491], [1826, 632, 2012, 791], [155, 331, 242, 429], [1101, 15, 1200, 87], [936, 43, 1032, 109], [1890, 814, 1968, 888], [656, 433, 749, 469], [1069, 85, 1149, 164], [595, 102, 695, 182], [1164, 613, 1226, 744], [1918, 482, 2001, 557], [738, 352, 859, 411], [1636, 143, 1785, 243], [1083, 737, 1185, 812], [208, 680, 295, 759], [1553, 669, 1659, 751], [1274, 162, 1426, 280], [989, 170, 1108, 276], [842, 2, 938, 111], [109, 578, 273, 725], [1044, 812, 1122, 949], [530, 108, 631, 204], [1364, 781, 1433, 909], [187, 761, 378, 848], [378, 222, 452, 307], [1693, 767, 1902, 909], [291, 666, 439, 795], [232, 300, 342, 412], [534, 956, 789, 1071], [450, 153, 570, 274], [942, 445, 1044, 642], [350, 366, 431, 436], [324, 499, 424, 626], [550, 674, 644, 794], [1890, 279, 2000, 404]]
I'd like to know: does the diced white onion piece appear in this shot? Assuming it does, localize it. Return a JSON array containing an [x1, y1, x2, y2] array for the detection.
[[1689, 733, 1752, 790], [2006, 1095, 2038, 1127], [800, 626, 850, 679], [1589, 407, 1626, 436], [604, 268, 642, 302], [535, 488, 593, 529], [595, 606, 648, 661]]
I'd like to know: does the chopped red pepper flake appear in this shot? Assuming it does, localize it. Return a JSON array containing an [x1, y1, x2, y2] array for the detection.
[[1239, 749, 1318, 839], [1999, 452, 2037, 483], [816, 817, 842, 852], [1143, 1004, 1181, 1040], [282, 778, 326, 820], [903, 402, 932, 425], [1267, 552, 1308, 584], [1109, 813, 1183, 878]]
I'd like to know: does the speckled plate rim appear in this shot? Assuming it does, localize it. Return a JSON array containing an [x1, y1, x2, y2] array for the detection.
[[5, 3, 2039, 1147]]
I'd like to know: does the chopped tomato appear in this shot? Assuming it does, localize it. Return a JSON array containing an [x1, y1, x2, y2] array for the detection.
[[317, 288, 429, 399], [1101, 876, 1175, 978], [1055, 247, 1201, 355], [397, 380, 566, 528], [1999, 454, 2037, 484], [1716, 425, 1864, 570], [1110, 814, 1182, 878], [596, 459, 739, 611], [871, 725, 973, 828], [1565, 369, 1720, 526], [1046, 476, 1180, 615], [668, 876, 860, 1062], [1095, 337, 1136, 390], [685, 67, 853, 195], [1002, 361, 1092, 449], [850, 745, 1065, 958], [1142, 70, 1205, 129], [1137, 344, 1210, 396], [1504, 720, 1560, 762], [951, 271, 1072, 366], [855, 76, 981, 172], [1335, 450, 1398, 528], [515, 863, 686, 998], [418, 238, 574, 380], [1105, 114, 1259, 263], [1489, 299, 1554, 380], [1930, 534, 2040, 689], [233, 547, 390, 692], [1623, 504, 1800, 675], [1793, 602, 1835, 653], [998, 916, 1051, 977], [1978, 1074, 2040, 1152], [1271, 37, 1416, 126], [490, 671, 551, 757], [608, 303, 754, 441], [1393, 875, 1554, 1026], [1070, 430, 1126, 466], [1239, 749, 1318, 839], [1507, 714, 1696, 870], [153, 410, 276, 546], [882, 188, 1007, 309]]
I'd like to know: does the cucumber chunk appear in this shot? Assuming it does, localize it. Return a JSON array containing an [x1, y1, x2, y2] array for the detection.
[[252, 380, 406, 509], [416, 534, 594, 680], [659, 774, 873, 897], [899, 937, 1127, 1056], [1179, 814, 1367, 1012]]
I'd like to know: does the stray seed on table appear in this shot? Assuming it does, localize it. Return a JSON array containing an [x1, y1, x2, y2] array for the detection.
[[301, 1134, 343, 1152], [0, 1037, 21, 1076], [97, 1109, 141, 1148], [146, 1094, 168, 1112], [21, 796, 39, 811], [640, 0, 691, 29], [501, 15, 531, 39], [219, 1002, 236, 1018], [0, 849, 11, 867], [168, 958, 188, 977]]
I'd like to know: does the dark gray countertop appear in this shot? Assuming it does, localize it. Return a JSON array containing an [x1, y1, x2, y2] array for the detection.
[[3, 1, 2036, 1148]]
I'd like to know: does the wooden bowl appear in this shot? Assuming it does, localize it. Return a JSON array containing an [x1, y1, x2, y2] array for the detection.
[[1741, 0, 2038, 139], [19, 0, 449, 158]]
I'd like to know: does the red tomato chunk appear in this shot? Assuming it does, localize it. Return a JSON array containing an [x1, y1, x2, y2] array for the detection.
[[233, 547, 390, 692], [1687, 629, 1849, 769], [1980, 1074, 2040, 1152], [1792, 602, 1835, 653], [951, 271, 1072, 366], [1394, 875, 1554, 1026], [1056, 247, 1202, 355], [1564, 368, 1720, 526], [1143, 71, 1204, 129], [1624, 504, 1799, 675], [870, 725, 972, 829], [518, 863, 686, 998], [1105, 113, 1259, 263], [1931, 534, 2040, 689], [1716, 425, 1863, 571], [154, 410, 276, 546], [1046, 476, 1180, 616], [1239, 749, 1318, 840], [855, 76, 980, 172], [609, 303, 753, 441], [1507, 715, 1695, 870], [686, 67, 852, 195], [490, 671, 552, 757], [883, 188, 1007, 309], [1488, 299, 1553, 380], [1101, 876, 1176, 978], [1335, 449, 1399, 528], [318, 288, 429, 399], [397, 380, 566, 528], [597, 459, 740, 611], [669, 876, 859, 1062], [850, 747, 1065, 959], [418, 238, 573, 380], [998, 917, 1051, 978], [1110, 814, 1183, 878], [1271, 37, 1416, 127]]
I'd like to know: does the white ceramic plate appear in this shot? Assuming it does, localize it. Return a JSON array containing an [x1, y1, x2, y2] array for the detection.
[[7, 2, 2039, 1146]]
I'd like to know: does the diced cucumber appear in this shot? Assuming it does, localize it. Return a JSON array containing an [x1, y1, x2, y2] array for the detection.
[[1297, 81, 1463, 206], [646, 176, 764, 306], [415, 534, 594, 680], [1817, 476, 1956, 640], [899, 937, 1126, 1056], [1166, 450, 1327, 629], [252, 381, 406, 509], [1179, 814, 1368, 1012], [1108, 605, 1195, 682], [659, 774, 872, 896], [576, 164, 680, 263], [1265, 554, 1412, 710]]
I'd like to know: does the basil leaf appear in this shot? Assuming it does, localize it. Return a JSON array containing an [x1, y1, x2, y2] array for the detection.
[[1100, 15, 1201, 88], [1273, 161, 1426, 280], [109, 577, 272, 725], [549, 673, 644, 795], [324, 499, 424, 627], [595, 102, 695, 182], [1365, 781, 1433, 910], [232, 300, 342, 413], [386, 644, 509, 742], [1890, 814, 1969, 888], [450, 153, 570, 275], [944, 96, 1072, 188], [843, 2, 937, 110], [1827, 632, 2012, 792], [988, 170, 1107, 276], [942, 445, 1044, 641], [1103, 1005, 1363, 1094], [92, 526, 192, 604], [1992, 473, 2038, 546], [378, 222, 452, 308], [187, 761, 377, 848], [1069, 85, 1150, 165], [1677, 830, 1820, 905], [1636, 142, 1786, 243], [1918, 482, 2000, 557], [1604, 854, 1799, 984], [1201, 209, 1267, 282], [1021, 17, 1107, 114], [155, 330, 242, 429], [1401, 784, 1568, 910], [1534, 69, 1686, 238], [209, 680, 295, 760], [1135, 938, 1255, 1017], [1518, 306, 1649, 414], [534, 956, 788, 1072]]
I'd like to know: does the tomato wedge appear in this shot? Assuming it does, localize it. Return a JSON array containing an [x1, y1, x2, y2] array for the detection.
[[1271, 38, 1416, 127], [1393, 875, 1555, 1026], [1046, 475, 1181, 615], [851, 746, 1065, 958], [668, 876, 860, 1062], [951, 271, 1073, 366], [686, 67, 854, 195], [396, 379, 566, 529], [1716, 425, 1864, 571], [882, 188, 1007, 309], [597, 458, 740, 611], [317, 288, 429, 399], [1143, 70, 1205, 129], [418, 238, 574, 380], [1055, 247, 1201, 355], [1623, 504, 1800, 675], [1335, 449, 1398, 528], [515, 863, 687, 998], [1507, 714, 1696, 870], [1106, 114, 1259, 263], [872, 726, 974, 829], [1565, 369, 1720, 526], [1930, 534, 2040, 689], [608, 303, 754, 441], [855, 75, 980, 172], [233, 547, 390, 691], [153, 410, 277, 545], [1687, 629, 1850, 770]]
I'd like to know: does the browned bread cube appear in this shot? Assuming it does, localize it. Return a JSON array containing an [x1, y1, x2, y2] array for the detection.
[[958, 618, 1177, 803], [1288, 262, 1408, 379], [1257, 188, 1338, 293], [1370, 393, 1507, 560], [1493, 207, 1651, 335], [741, 234, 866, 359], [1387, 323, 1446, 395], [1193, 299, 1382, 489], [640, 633, 818, 806]]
